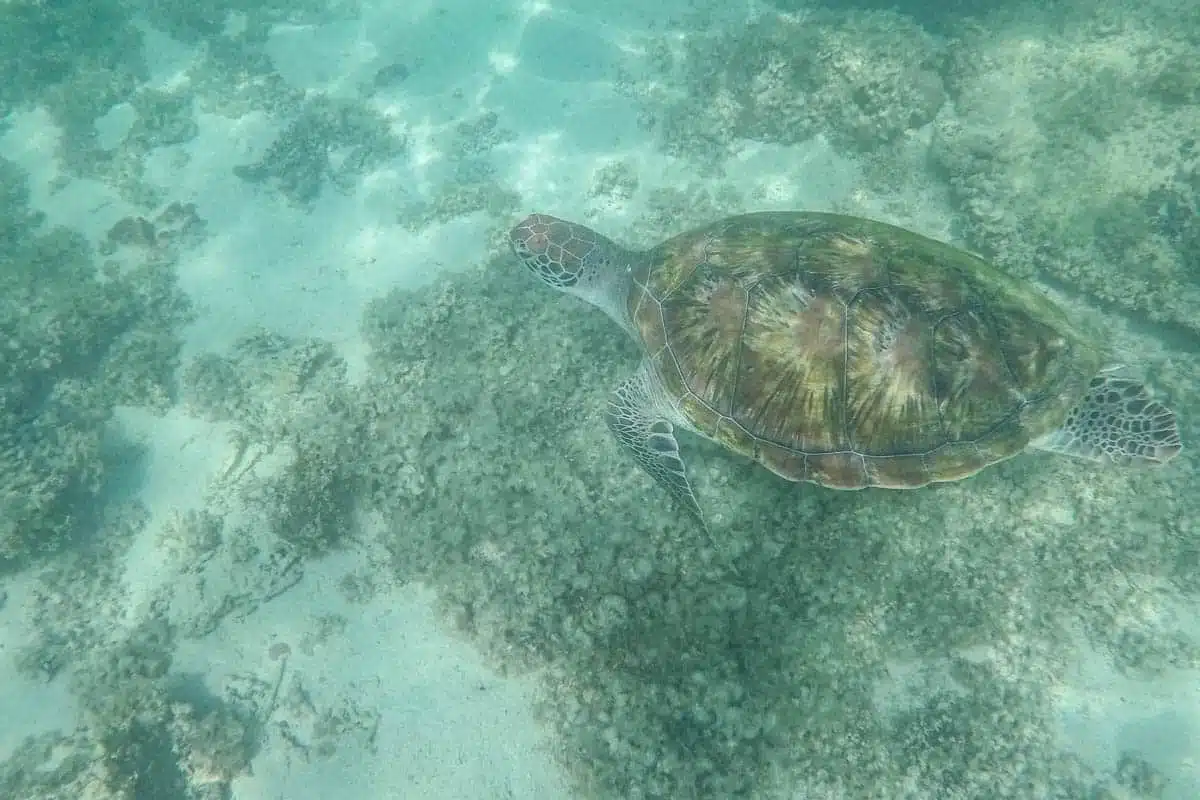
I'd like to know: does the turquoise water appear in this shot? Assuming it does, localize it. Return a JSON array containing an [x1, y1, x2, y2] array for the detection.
[[0, 1, 1196, 797]]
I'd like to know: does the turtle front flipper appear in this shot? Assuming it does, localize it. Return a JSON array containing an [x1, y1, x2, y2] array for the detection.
[[607, 362, 706, 528], [1031, 374, 1182, 466]]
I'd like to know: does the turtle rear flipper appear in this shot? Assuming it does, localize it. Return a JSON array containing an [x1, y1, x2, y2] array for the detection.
[[607, 362, 707, 528], [1032, 375, 1181, 465]]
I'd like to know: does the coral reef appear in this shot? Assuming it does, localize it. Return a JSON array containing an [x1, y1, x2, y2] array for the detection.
[[234, 96, 407, 207], [2, 0, 383, 209], [0, 0, 144, 125], [930, 5, 1200, 337], [397, 111, 521, 230], [643, 9, 946, 159], [765, 0, 1006, 35], [4, 504, 259, 799], [182, 330, 368, 557], [0, 161, 196, 571]]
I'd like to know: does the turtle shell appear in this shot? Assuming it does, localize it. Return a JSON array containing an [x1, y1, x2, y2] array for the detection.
[[628, 212, 1106, 488]]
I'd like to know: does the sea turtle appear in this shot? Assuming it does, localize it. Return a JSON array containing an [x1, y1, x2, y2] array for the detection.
[[508, 211, 1182, 527]]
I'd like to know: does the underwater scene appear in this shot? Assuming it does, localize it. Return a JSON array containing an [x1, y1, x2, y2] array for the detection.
[[0, 0, 1197, 797]]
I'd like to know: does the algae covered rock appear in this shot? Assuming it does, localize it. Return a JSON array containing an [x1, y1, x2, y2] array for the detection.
[[931, 10, 1200, 335], [0, 159, 195, 571], [646, 9, 946, 157]]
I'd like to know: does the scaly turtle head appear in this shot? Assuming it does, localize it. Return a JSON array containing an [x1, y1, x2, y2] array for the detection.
[[509, 214, 638, 334]]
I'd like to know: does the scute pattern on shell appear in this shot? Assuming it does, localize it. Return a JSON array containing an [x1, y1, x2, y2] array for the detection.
[[627, 212, 1105, 488]]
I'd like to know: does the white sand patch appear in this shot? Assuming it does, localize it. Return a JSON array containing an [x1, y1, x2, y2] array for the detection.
[[0, 572, 79, 762], [1, 109, 139, 240], [174, 563, 570, 799], [1057, 624, 1200, 799]]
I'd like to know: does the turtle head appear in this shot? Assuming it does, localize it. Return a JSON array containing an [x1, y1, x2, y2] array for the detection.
[[509, 214, 636, 331]]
